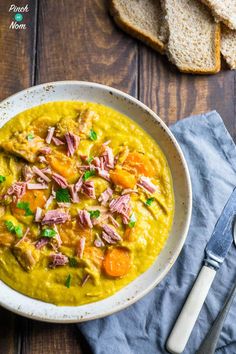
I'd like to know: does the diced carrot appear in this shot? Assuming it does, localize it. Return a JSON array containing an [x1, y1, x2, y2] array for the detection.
[[11, 189, 48, 217], [84, 246, 104, 269], [110, 169, 137, 189], [47, 151, 77, 179], [123, 227, 135, 242], [123, 152, 156, 177], [103, 247, 131, 277]]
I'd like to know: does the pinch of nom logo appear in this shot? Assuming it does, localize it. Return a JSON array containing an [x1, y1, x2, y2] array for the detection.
[[9, 4, 29, 29]]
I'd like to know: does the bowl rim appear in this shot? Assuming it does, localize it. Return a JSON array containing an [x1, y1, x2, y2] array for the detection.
[[0, 81, 192, 322]]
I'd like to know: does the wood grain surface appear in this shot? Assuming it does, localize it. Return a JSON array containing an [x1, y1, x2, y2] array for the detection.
[[0, 0, 235, 353]]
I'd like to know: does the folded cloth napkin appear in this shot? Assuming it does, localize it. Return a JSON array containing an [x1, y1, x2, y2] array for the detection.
[[78, 111, 236, 354]]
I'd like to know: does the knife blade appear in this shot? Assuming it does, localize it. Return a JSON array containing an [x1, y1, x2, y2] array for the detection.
[[166, 187, 236, 354]]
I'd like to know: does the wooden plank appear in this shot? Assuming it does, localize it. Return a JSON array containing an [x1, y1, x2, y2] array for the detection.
[[0, 0, 38, 100], [36, 0, 138, 96], [139, 45, 236, 139], [0, 1, 37, 353]]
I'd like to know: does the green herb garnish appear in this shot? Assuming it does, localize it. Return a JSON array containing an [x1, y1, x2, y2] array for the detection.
[[88, 210, 100, 219], [83, 170, 95, 181], [16, 201, 34, 216], [65, 274, 71, 288], [41, 228, 57, 238], [128, 213, 136, 228], [5, 221, 23, 238], [87, 156, 94, 164], [69, 257, 78, 267], [89, 129, 97, 141], [146, 197, 155, 206], [0, 175, 6, 183], [27, 133, 34, 141], [56, 188, 71, 203]]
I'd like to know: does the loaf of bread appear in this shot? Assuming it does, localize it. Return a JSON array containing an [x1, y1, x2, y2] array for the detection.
[[109, 0, 167, 54]]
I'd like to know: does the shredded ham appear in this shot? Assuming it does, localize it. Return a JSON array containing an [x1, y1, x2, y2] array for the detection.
[[98, 187, 113, 205], [52, 136, 65, 146], [76, 237, 86, 258], [137, 176, 158, 194], [81, 273, 90, 287], [65, 132, 80, 157], [81, 180, 96, 199], [35, 207, 43, 222], [45, 195, 55, 209], [100, 145, 114, 169], [39, 146, 51, 155], [52, 172, 68, 188], [108, 214, 119, 228], [101, 224, 121, 244], [69, 184, 80, 203], [32, 166, 51, 183], [35, 237, 49, 249], [121, 189, 138, 195], [109, 194, 131, 225], [7, 182, 26, 201], [97, 168, 111, 182], [27, 183, 48, 190], [78, 210, 93, 229], [94, 238, 105, 248], [49, 253, 68, 267], [75, 176, 83, 192], [42, 209, 69, 225], [22, 165, 33, 181], [15, 227, 30, 246], [46, 127, 55, 144], [38, 155, 47, 163]]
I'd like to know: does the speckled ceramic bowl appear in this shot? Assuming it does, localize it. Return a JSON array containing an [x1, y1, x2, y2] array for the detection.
[[0, 81, 192, 323]]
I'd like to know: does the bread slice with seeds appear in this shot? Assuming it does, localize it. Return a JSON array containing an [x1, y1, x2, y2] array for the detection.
[[199, 0, 236, 30], [162, 0, 221, 74], [109, 0, 168, 54], [221, 25, 236, 69]]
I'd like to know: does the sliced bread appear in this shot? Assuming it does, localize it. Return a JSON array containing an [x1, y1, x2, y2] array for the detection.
[[109, 0, 168, 54], [162, 0, 221, 74], [221, 25, 236, 69], [199, 0, 236, 30]]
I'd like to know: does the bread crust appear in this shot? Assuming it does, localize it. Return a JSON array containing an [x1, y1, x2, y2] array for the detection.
[[200, 0, 236, 30], [109, 0, 166, 54]]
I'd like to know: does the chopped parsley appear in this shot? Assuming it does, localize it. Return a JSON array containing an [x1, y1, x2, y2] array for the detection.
[[89, 129, 97, 141], [87, 156, 94, 164], [83, 170, 95, 181], [5, 221, 23, 238], [88, 210, 100, 219], [56, 188, 71, 203], [146, 197, 155, 206], [128, 213, 136, 228], [65, 274, 71, 288], [69, 257, 78, 267], [0, 175, 6, 183], [41, 228, 57, 238], [27, 133, 34, 141], [16, 201, 34, 216]]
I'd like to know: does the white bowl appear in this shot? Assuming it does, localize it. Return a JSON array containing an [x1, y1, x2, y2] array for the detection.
[[0, 81, 192, 323]]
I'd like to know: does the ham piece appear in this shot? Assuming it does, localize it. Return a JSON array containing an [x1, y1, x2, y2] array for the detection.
[[109, 194, 131, 224], [35, 237, 49, 249], [101, 224, 121, 244], [98, 187, 113, 205], [81, 180, 96, 199], [76, 237, 86, 258], [50, 253, 68, 267], [52, 172, 68, 188], [78, 210, 93, 229], [45, 127, 55, 144], [32, 166, 51, 183], [6, 182, 26, 201], [42, 209, 69, 225], [137, 176, 158, 194], [65, 132, 80, 157]]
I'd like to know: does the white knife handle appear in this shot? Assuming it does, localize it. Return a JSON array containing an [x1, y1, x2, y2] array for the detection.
[[166, 265, 216, 354]]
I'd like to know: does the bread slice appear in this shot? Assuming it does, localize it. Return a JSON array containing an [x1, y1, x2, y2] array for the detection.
[[221, 25, 236, 69], [109, 0, 168, 54], [199, 0, 236, 30], [162, 0, 221, 74]]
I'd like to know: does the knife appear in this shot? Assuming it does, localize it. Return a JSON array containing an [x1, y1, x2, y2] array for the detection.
[[166, 188, 236, 354]]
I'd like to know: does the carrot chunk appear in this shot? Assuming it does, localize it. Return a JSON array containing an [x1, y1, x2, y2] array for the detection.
[[110, 169, 136, 189], [11, 189, 48, 217], [123, 152, 156, 177], [103, 247, 131, 277], [47, 151, 77, 179]]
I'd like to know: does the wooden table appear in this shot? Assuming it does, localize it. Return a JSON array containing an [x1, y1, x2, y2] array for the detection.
[[0, 0, 235, 353]]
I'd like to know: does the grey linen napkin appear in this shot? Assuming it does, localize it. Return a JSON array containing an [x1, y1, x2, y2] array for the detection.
[[78, 111, 236, 354]]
